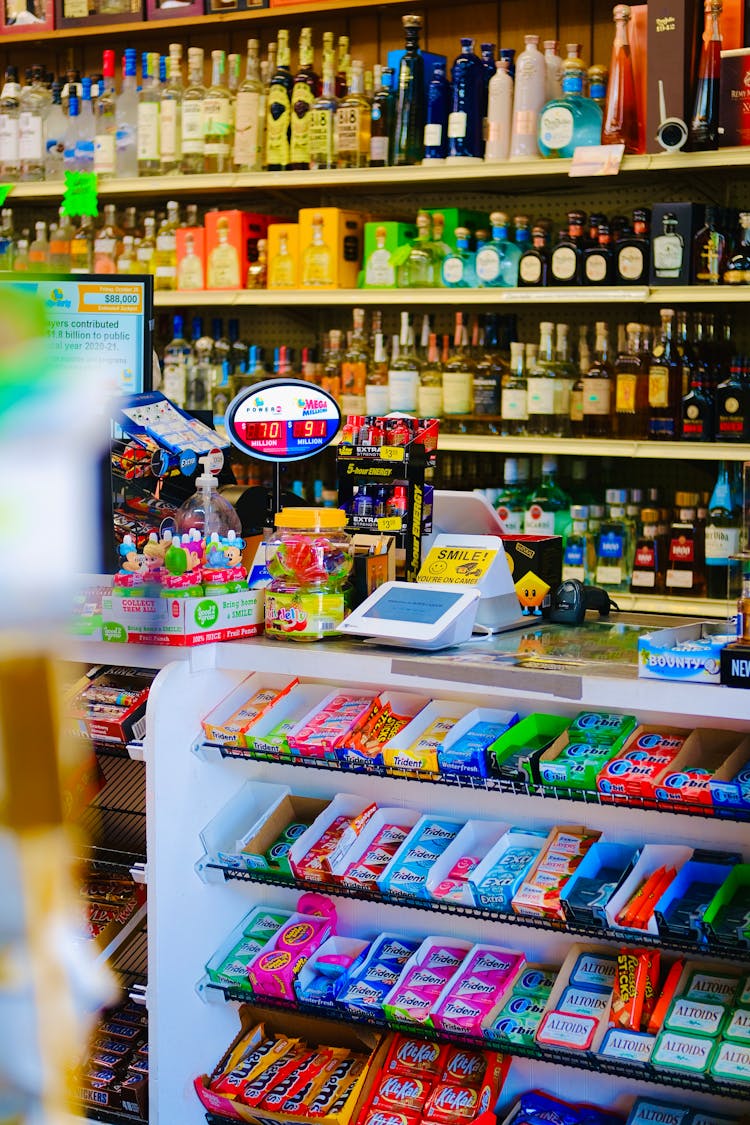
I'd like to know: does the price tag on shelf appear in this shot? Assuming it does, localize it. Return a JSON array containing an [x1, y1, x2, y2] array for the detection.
[[379, 446, 406, 462], [0, 185, 13, 207], [377, 516, 403, 532], [61, 170, 99, 217], [569, 144, 625, 178]]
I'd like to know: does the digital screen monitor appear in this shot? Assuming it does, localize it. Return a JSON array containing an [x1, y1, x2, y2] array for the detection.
[[0, 273, 154, 395], [361, 586, 463, 625]]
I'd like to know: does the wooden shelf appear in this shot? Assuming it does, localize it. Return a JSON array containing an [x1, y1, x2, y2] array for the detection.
[[434, 434, 750, 460]]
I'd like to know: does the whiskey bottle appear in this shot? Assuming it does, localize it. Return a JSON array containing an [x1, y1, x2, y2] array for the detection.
[[681, 359, 714, 441], [715, 356, 748, 441], [615, 322, 648, 437], [582, 321, 614, 437], [724, 212, 750, 282], [651, 212, 685, 281], [693, 206, 727, 284], [648, 308, 682, 439]]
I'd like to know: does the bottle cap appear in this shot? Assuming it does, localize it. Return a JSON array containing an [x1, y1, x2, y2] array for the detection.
[[570, 505, 589, 520], [641, 508, 659, 523], [606, 488, 628, 503], [542, 455, 558, 474]]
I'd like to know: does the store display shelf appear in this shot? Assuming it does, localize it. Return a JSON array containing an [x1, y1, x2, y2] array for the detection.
[[74, 1108, 147, 1125], [195, 739, 750, 824], [434, 433, 750, 462], [200, 982, 750, 1101], [90, 738, 145, 763], [204, 862, 750, 965]]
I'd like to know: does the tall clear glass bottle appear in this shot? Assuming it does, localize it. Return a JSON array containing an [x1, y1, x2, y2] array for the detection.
[[501, 341, 528, 435], [204, 50, 233, 174], [394, 14, 425, 165], [93, 50, 117, 180], [154, 199, 180, 292], [309, 60, 338, 170], [419, 332, 444, 418], [76, 76, 96, 173], [442, 311, 475, 418], [182, 47, 206, 174], [388, 311, 421, 412], [341, 307, 369, 415], [396, 211, 436, 288], [370, 66, 395, 166], [116, 48, 138, 178], [602, 4, 639, 153], [45, 80, 66, 181], [527, 321, 560, 435], [615, 321, 648, 437], [336, 59, 370, 168], [161, 43, 183, 175], [582, 321, 615, 437], [234, 39, 264, 172], [137, 52, 161, 176], [366, 329, 390, 415], [18, 64, 48, 182]]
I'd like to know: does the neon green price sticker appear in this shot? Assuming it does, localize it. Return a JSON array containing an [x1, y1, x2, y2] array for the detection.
[[61, 170, 99, 218], [0, 185, 13, 207]]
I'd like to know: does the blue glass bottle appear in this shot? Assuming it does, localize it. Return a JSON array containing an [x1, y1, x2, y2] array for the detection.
[[537, 58, 603, 158], [480, 42, 496, 118], [475, 211, 522, 287], [441, 227, 478, 287], [447, 38, 484, 161], [499, 48, 516, 80], [423, 63, 450, 161]]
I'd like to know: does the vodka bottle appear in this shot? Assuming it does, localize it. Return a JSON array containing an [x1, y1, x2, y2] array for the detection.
[[182, 48, 206, 174], [137, 52, 161, 176], [234, 39, 264, 171], [161, 43, 183, 175], [0, 66, 21, 181], [116, 48, 138, 178], [94, 49, 118, 180], [18, 64, 48, 182], [45, 80, 66, 180]]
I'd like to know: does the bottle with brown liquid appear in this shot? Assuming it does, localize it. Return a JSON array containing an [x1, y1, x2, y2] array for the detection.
[[602, 4, 639, 153]]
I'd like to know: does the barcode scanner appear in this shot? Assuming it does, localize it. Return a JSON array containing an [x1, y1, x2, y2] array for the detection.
[[541, 579, 616, 625]]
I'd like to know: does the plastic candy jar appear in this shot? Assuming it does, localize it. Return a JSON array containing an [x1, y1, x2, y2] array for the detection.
[[264, 508, 353, 641]]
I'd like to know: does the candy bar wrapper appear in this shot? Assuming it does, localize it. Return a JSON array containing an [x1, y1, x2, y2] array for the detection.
[[238, 1043, 310, 1106], [385, 1036, 448, 1081], [259, 1048, 341, 1111], [305, 1055, 367, 1118], [640, 950, 661, 1030], [423, 1082, 483, 1122], [370, 1074, 433, 1116], [360, 1112, 418, 1125], [611, 951, 644, 1032], [440, 1047, 488, 1087]]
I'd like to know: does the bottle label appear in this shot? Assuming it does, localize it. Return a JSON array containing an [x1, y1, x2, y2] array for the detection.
[[447, 111, 467, 139], [418, 384, 443, 417], [442, 256, 464, 285], [538, 105, 573, 150], [513, 109, 537, 138], [156, 234, 175, 252], [365, 383, 390, 415], [163, 358, 187, 405], [204, 97, 232, 156], [341, 359, 366, 398], [291, 83, 315, 165], [554, 378, 570, 416], [388, 367, 419, 412], [524, 506, 555, 535], [551, 245, 577, 281], [569, 387, 583, 423], [137, 102, 160, 161], [669, 536, 694, 564], [496, 507, 523, 534], [94, 237, 116, 256], [705, 525, 740, 564], [615, 372, 637, 414], [596, 564, 623, 585], [519, 255, 542, 284], [424, 122, 443, 147], [234, 90, 262, 166], [648, 365, 670, 409], [442, 370, 473, 415], [182, 100, 205, 154], [501, 387, 528, 420], [585, 253, 608, 283], [598, 532, 624, 561], [631, 568, 657, 588], [0, 116, 19, 164], [137, 246, 154, 263], [18, 112, 43, 161], [526, 376, 555, 415], [564, 542, 585, 567], [370, 134, 389, 162], [582, 377, 611, 415], [618, 244, 644, 281], [653, 233, 683, 276], [310, 108, 335, 166], [160, 99, 179, 162], [475, 246, 501, 283], [93, 132, 116, 174], [336, 104, 362, 157], [266, 87, 291, 165], [718, 394, 744, 436], [666, 567, 694, 589], [341, 393, 367, 415]]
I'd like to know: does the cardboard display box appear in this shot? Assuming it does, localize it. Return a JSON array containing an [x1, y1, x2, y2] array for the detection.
[[267, 222, 300, 289], [298, 207, 363, 290], [176, 226, 206, 291], [145, 0, 203, 16], [1, 0, 53, 31], [650, 202, 705, 286], [205, 210, 272, 291], [638, 621, 732, 683], [54, 0, 141, 28], [501, 535, 562, 611], [654, 727, 749, 809], [101, 589, 264, 646]]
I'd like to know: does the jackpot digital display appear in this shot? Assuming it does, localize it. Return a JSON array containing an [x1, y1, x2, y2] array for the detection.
[[226, 379, 341, 461]]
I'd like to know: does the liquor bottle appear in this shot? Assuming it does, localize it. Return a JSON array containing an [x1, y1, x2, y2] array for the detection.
[[543, 40, 564, 100], [549, 211, 585, 285], [537, 54, 603, 158], [651, 212, 685, 280], [203, 50, 233, 175], [13, 232, 29, 271], [290, 28, 319, 170], [423, 64, 449, 161], [666, 499, 705, 596], [473, 316, 505, 421], [186, 317, 214, 412], [676, 309, 693, 398], [396, 212, 436, 288], [45, 81, 66, 181], [18, 64, 47, 182], [309, 60, 338, 170], [631, 507, 665, 593], [493, 458, 524, 532], [154, 200, 180, 292], [340, 307, 369, 415], [94, 203, 122, 274], [228, 54, 241, 100], [690, 0, 722, 151], [524, 455, 571, 535], [447, 38, 484, 162], [266, 30, 293, 171], [113, 49, 137, 178], [693, 206, 727, 284], [93, 50, 117, 180], [160, 43, 183, 175], [388, 311, 421, 412], [76, 76, 96, 172], [583, 222, 614, 284], [510, 35, 545, 159], [137, 216, 156, 274], [246, 238, 267, 288], [715, 356, 748, 440], [162, 314, 190, 407], [394, 14, 425, 165], [485, 58, 513, 161], [137, 53, 161, 176], [475, 211, 521, 287], [480, 42, 497, 112], [614, 322, 648, 437], [227, 318, 249, 378], [500, 341, 528, 435], [518, 224, 550, 286], [69, 214, 93, 273], [49, 207, 73, 272], [366, 330, 390, 415], [335, 35, 350, 100], [370, 66, 395, 166], [588, 64, 608, 108], [263, 41, 278, 91], [554, 322, 575, 431], [615, 207, 650, 284], [705, 462, 741, 599], [526, 321, 560, 435], [582, 321, 614, 436], [648, 308, 682, 439], [595, 489, 631, 592], [336, 59, 370, 168], [211, 318, 232, 429], [563, 506, 591, 582], [724, 212, 750, 282], [419, 332, 444, 418], [234, 40, 264, 172], [682, 358, 714, 440], [602, 4, 639, 153], [181, 47, 206, 174], [442, 312, 475, 417], [441, 226, 477, 287], [63, 92, 82, 173], [28, 221, 47, 272]]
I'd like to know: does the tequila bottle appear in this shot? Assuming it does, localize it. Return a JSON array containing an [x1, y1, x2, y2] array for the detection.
[[602, 4, 639, 153], [161, 43, 183, 175], [265, 30, 293, 171], [182, 47, 206, 174], [366, 330, 390, 415], [370, 66, 395, 166], [234, 39, 264, 172], [137, 53, 161, 176], [441, 226, 477, 287], [290, 28, 320, 169], [137, 215, 156, 273], [543, 40, 564, 100], [537, 55, 602, 157], [394, 14, 425, 165], [527, 321, 560, 435], [396, 212, 436, 288], [94, 203, 122, 274], [582, 321, 614, 437], [49, 208, 72, 272], [501, 342, 529, 436], [615, 207, 650, 284], [45, 81, 66, 180], [177, 232, 204, 290], [204, 50, 233, 174], [309, 60, 338, 170], [69, 215, 93, 273], [154, 200, 180, 292], [301, 213, 333, 286], [583, 222, 614, 284], [648, 307, 682, 439], [419, 332, 444, 418], [510, 35, 545, 159], [388, 311, 421, 412], [549, 211, 585, 284], [269, 230, 296, 287], [365, 225, 395, 287], [615, 322, 648, 437], [447, 38, 484, 161], [336, 59, 370, 168], [442, 311, 474, 417], [485, 58, 513, 161], [475, 211, 521, 287], [18, 64, 48, 182], [588, 64, 608, 108], [335, 35, 350, 100], [341, 307, 369, 415], [423, 63, 449, 161], [689, 0, 722, 151], [246, 238, 267, 288], [93, 50, 117, 180]]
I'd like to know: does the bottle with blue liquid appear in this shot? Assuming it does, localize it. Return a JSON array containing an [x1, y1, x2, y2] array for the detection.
[[423, 64, 450, 161], [447, 38, 484, 162]]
